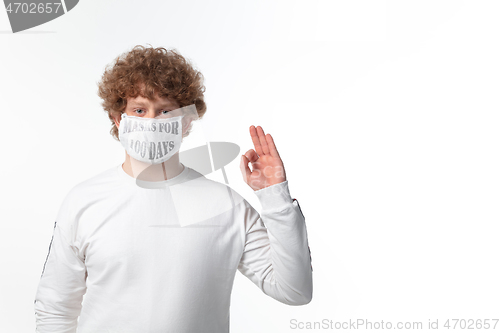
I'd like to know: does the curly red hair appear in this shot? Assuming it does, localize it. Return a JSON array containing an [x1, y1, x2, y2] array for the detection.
[[97, 44, 207, 141]]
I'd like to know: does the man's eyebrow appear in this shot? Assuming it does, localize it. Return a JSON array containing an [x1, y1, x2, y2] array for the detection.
[[128, 103, 176, 108]]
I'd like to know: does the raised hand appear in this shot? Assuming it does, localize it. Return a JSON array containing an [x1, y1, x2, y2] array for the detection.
[[240, 125, 287, 191]]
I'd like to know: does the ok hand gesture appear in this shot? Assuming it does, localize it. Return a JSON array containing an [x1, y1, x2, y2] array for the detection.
[[240, 125, 287, 191]]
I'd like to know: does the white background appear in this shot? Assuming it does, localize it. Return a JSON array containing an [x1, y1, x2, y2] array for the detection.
[[1, 0, 499, 332]]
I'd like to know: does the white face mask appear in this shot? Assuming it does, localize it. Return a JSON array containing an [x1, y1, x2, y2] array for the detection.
[[118, 113, 184, 164]]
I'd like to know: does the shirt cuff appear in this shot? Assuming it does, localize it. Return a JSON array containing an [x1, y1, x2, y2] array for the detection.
[[253, 180, 293, 211]]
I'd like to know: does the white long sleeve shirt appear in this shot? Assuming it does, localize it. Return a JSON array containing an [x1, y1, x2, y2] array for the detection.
[[34, 163, 313, 333]]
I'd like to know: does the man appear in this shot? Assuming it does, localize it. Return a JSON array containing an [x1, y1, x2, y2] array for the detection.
[[34, 45, 313, 333]]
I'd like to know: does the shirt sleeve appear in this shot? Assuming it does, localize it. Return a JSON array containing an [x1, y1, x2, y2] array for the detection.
[[34, 190, 87, 333], [237, 180, 313, 306]]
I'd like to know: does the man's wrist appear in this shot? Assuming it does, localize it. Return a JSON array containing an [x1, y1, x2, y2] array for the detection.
[[253, 180, 293, 211]]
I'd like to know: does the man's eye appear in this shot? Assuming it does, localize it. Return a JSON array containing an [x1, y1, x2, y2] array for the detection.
[[135, 109, 144, 114], [162, 110, 170, 114]]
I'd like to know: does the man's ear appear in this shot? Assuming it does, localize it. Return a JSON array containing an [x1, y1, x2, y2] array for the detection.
[[182, 117, 193, 136], [113, 114, 121, 129]]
